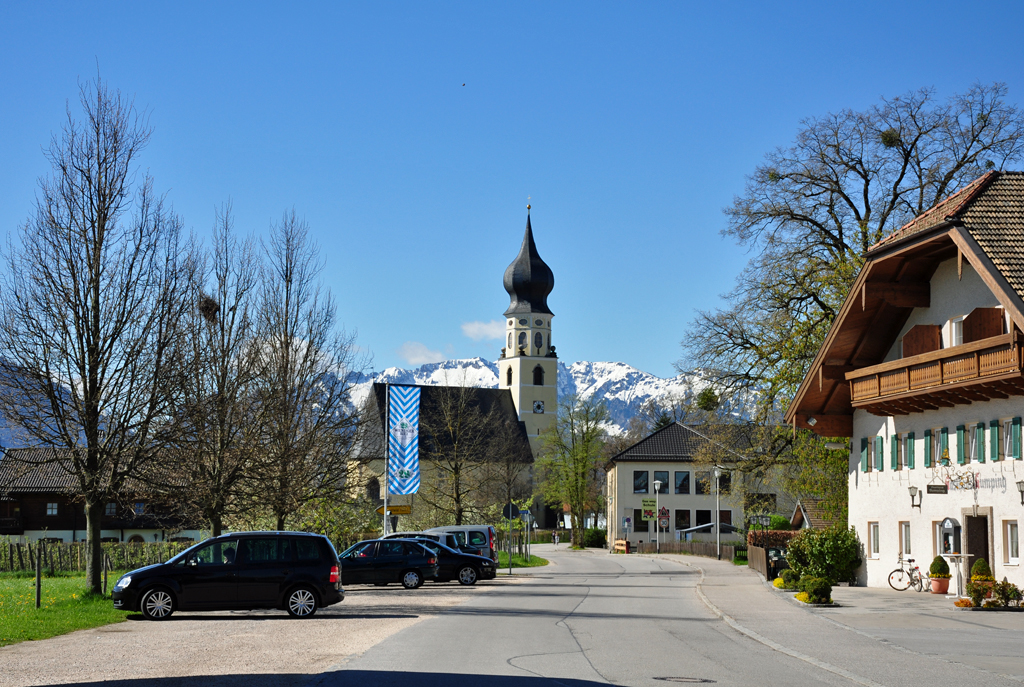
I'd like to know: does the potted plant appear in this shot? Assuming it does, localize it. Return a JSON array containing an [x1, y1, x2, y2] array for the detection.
[[929, 555, 951, 594], [970, 557, 995, 598]]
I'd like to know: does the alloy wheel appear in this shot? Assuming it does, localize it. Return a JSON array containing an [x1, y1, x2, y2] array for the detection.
[[288, 588, 317, 617]]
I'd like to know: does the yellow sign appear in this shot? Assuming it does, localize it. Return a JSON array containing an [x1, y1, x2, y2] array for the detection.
[[641, 498, 656, 521], [376, 505, 412, 515]]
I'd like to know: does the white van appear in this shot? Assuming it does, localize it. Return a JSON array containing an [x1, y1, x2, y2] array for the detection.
[[425, 525, 497, 563]]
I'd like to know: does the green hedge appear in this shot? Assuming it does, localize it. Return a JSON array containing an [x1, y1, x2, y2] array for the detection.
[[584, 529, 607, 548], [785, 525, 861, 585]]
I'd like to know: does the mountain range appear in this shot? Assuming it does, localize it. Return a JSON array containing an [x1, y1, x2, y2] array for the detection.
[[351, 358, 711, 433]]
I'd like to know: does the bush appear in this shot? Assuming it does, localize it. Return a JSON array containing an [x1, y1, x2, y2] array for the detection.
[[772, 577, 787, 589], [992, 577, 1022, 608], [779, 568, 800, 588], [970, 557, 994, 581], [769, 515, 792, 531], [785, 525, 861, 585], [746, 530, 799, 548], [800, 576, 832, 604], [966, 580, 990, 608], [929, 555, 950, 578], [583, 528, 607, 548]]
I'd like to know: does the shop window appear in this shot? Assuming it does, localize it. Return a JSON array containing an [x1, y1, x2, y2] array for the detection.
[[653, 471, 668, 493], [674, 471, 690, 495], [633, 471, 648, 494], [868, 522, 880, 559], [1005, 521, 1019, 565], [899, 521, 911, 555], [46, 503, 58, 516]]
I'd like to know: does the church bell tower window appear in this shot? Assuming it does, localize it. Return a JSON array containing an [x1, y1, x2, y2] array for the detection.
[[533, 365, 544, 386], [534, 332, 542, 351], [506, 367, 513, 386], [518, 332, 526, 348]]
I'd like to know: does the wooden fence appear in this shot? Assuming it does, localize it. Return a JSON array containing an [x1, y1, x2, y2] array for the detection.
[[1, 541, 190, 573], [748, 544, 770, 580], [634, 540, 737, 560]]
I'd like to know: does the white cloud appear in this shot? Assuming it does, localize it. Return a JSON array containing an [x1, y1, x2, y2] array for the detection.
[[397, 341, 446, 365], [461, 320, 505, 341]]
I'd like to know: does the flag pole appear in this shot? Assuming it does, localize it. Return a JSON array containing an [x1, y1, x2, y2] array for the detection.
[[383, 383, 390, 535]]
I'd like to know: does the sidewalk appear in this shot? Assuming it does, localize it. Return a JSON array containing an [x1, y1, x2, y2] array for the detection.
[[640, 552, 1024, 686]]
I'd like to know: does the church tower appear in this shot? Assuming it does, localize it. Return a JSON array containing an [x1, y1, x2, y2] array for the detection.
[[501, 208, 557, 453]]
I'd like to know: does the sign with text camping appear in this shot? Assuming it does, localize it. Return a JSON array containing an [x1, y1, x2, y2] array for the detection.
[[388, 385, 421, 495], [641, 498, 656, 521]]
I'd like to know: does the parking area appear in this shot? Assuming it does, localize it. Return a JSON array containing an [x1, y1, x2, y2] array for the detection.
[[0, 579, 516, 687]]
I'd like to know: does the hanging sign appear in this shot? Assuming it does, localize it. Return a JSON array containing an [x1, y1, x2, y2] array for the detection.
[[388, 386, 421, 495], [927, 484, 948, 494]]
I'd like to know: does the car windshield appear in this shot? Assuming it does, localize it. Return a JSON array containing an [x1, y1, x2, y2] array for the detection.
[[166, 539, 210, 565]]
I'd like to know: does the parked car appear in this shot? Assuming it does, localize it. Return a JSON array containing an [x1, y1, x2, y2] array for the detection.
[[425, 525, 498, 563], [383, 531, 484, 557], [111, 531, 343, 620], [410, 538, 496, 585], [338, 539, 439, 589]]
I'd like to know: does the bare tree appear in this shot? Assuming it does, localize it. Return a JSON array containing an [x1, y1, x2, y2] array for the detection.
[[250, 211, 366, 530], [0, 79, 191, 593], [158, 206, 261, 536]]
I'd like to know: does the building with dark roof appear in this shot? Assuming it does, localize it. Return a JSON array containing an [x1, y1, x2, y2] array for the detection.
[[786, 170, 1024, 588], [605, 422, 781, 547]]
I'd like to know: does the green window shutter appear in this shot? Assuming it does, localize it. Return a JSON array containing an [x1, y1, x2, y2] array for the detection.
[[957, 425, 966, 464], [991, 420, 1000, 462], [908, 432, 915, 469], [1014, 417, 1022, 460], [861, 438, 869, 473], [891, 435, 898, 471], [875, 436, 884, 471], [976, 422, 986, 463], [941, 427, 949, 465], [924, 429, 932, 467]]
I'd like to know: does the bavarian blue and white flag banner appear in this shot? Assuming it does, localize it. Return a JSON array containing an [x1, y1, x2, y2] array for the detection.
[[388, 385, 421, 495]]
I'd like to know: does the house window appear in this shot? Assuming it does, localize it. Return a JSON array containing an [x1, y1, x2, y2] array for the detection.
[[932, 430, 944, 465], [133, 502, 145, 516], [720, 511, 732, 526], [633, 508, 648, 534], [950, 317, 964, 346], [695, 471, 710, 495], [674, 471, 690, 495], [902, 434, 913, 469], [1006, 521, 1020, 564], [893, 435, 903, 470], [653, 471, 668, 493], [1004, 420, 1015, 460], [719, 472, 731, 494], [868, 522, 880, 559], [972, 423, 985, 463], [899, 521, 911, 555], [675, 509, 690, 530], [105, 503, 116, 517], [695, 510, 712, 527], [633, 471, 649, 494], [866, 440, 875, 472], [46, 503, 58, 516]]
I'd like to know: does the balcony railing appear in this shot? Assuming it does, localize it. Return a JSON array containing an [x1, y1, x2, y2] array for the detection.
[[846, 332, 1024, 411]]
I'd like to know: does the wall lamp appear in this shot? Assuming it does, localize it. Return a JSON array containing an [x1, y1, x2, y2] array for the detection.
[[1017, 480, 1024, 506], [908, 485, 922, 510]]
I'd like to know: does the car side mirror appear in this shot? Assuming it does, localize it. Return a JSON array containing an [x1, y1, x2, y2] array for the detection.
[[187, 558, 197, 567]]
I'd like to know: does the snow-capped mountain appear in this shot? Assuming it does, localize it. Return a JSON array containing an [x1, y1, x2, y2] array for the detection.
[[352, 357, 712, 433]]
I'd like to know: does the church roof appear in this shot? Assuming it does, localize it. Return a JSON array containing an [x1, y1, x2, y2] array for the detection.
[[503, 214, 554, 316]]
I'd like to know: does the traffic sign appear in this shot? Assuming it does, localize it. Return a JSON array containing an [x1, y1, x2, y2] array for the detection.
[[502, 503, 520, 519], [658, 507, 669, 518], [641, 498, 656, 521], [376, 504, 412, 515], [659, 517, 670, 529]]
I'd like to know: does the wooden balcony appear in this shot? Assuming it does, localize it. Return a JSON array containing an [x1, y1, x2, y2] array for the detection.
[[846, 332, 1024, 416]]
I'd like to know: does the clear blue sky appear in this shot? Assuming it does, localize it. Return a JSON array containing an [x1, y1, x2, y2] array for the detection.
[[2, 2, 1023, 378]]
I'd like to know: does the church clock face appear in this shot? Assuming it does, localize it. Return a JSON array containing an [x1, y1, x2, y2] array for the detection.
[[533, 400, 545, 414]]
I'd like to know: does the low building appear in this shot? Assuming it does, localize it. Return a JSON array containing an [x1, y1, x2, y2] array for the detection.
[[790, 498, 832, 530], [605, 422, 782, 547], [786, 171, 1024, 588], [0, 449, 201, 543]]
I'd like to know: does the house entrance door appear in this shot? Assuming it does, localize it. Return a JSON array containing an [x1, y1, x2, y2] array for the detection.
[[964, 515, 990, 575]]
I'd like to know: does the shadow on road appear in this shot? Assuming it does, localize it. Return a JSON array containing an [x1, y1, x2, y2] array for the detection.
[[42, 670, 612, 687]]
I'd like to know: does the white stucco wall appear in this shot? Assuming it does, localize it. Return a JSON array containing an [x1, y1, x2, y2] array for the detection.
[[850, 256, 1024, 588]]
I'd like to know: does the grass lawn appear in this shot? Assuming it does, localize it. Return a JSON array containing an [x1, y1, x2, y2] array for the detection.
[[496, 551, 549, 568], [0, 573, 128, 647]]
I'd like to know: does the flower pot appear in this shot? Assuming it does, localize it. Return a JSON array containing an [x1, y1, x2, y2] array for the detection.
[[930, 577, 950, 594]]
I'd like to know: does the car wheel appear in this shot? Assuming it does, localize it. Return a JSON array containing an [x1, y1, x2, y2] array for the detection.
[[457, 566, 478, 586], [286, 586, 318, 618], [402, 570, 423, 589], [140, 587, 175, 620]]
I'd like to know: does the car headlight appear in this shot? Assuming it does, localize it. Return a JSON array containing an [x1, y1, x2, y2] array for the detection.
[[114, 575, 131, 590]]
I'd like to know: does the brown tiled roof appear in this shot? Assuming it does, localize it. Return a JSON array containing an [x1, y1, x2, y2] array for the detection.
[[792, 498, 832, 530], [869, 171, 1024, 300], [870, 171, 998, 251], [0, 449, 78, 493]]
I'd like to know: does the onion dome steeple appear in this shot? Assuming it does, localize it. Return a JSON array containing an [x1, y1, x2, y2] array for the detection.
[[503, 210, 554, 316]]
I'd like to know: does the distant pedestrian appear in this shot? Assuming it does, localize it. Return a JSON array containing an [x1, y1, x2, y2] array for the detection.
[[553, 532, 559, 547]]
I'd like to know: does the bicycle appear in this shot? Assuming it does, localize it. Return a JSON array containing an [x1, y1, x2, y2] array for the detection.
[[888, 553, 927, 592]]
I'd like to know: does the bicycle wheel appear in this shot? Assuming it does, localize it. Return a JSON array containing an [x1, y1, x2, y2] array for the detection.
[[888, 569, 911, 591], [911, 574, 924, 592]]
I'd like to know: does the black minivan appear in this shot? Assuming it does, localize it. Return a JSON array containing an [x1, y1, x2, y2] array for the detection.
[[112, 532, 343, 620]]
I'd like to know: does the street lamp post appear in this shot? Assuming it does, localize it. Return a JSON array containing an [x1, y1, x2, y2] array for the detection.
[[713, 467, 722, 560], [653, 479, 663, 553]]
